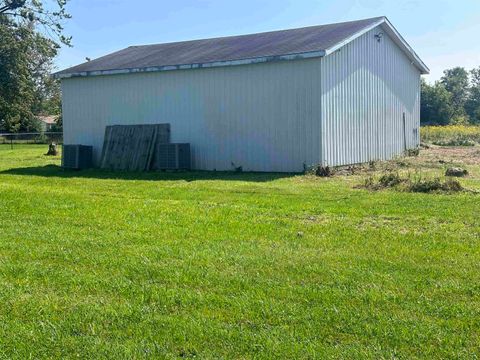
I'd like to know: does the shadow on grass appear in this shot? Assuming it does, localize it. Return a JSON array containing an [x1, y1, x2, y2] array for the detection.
[[0, 165, 297, 182]]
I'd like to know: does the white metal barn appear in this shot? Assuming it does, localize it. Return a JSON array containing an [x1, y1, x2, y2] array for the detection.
[[56, 16, 429, 172]]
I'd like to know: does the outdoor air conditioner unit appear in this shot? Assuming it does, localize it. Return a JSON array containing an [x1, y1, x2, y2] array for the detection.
[[152, 143, 191, 170], [62, 145, 93, 170]]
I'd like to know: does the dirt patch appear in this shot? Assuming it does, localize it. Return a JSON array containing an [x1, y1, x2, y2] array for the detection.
[[336, 146, 480, 175], [417, 146, 480, 166], [302, 146, 480, 193], [349, 146, 480, 194]]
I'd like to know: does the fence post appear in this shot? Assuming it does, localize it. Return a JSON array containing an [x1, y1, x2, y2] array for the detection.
[[10, 137, 13, 150]]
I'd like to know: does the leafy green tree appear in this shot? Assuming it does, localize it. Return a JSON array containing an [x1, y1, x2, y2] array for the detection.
[[466, 67, 480, 124], [33, 72, 62, 116], [0, 1, 27, 14], [420, 79, 454, 125], [0, 0, 70, 133], [0, 0, 71, 46], [0, 19, 35, 132], [440, 67, 470, 123]]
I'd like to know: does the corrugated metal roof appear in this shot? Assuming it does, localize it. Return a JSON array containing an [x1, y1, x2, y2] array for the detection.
[[55, 17, 386, 77]]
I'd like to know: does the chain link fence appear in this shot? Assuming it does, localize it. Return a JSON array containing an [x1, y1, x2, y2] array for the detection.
[[0, 132, 63, 148]]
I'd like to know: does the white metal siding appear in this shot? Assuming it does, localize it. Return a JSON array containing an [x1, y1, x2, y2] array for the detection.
[[61, 59, 323, 172], [61, 26, 423, 172], [320, 26, 421, 166]]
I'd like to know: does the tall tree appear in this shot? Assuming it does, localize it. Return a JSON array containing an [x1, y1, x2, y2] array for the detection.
[[0, 0, 70, 132], [420, 79, 454, 125], [466, 66, 480, 124], [0, 0, 71, 46], [440, 67, 470, 123], [0, 0, 26, 14]]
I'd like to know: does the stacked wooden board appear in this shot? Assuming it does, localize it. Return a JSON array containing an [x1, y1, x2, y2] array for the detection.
[[100, 124, 171, 171]]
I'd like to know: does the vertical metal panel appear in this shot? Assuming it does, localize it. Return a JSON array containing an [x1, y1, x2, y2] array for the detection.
[[320, 26, 421, 166], [61, 59, 322, 172]]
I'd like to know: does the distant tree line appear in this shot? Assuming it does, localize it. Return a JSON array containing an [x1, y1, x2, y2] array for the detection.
[[421, 66, 480, 125], [0, 0, 70, 133]]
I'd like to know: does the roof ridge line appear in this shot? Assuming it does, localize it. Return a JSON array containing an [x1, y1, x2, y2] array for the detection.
[[129, 16, 387, 49]]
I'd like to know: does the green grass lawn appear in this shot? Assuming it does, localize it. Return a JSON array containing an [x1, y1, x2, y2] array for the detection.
[[0, 144, 479, 359]]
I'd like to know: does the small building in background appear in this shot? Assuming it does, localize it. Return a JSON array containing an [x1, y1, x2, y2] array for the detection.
[[55, 16, 429, 172], [37, 115, 57, 132]]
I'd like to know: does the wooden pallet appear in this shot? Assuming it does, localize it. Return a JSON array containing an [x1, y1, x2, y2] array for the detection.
[[100, 124, 170, 171]]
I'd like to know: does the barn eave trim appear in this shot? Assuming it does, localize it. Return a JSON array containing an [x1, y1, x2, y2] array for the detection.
[[54, 50, 326, 79]]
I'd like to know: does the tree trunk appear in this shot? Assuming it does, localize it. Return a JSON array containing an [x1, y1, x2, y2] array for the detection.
[[46, 143, 58, 156]]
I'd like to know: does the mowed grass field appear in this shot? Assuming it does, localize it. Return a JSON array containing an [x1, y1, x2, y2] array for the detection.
[[0, 145, 479, 359]]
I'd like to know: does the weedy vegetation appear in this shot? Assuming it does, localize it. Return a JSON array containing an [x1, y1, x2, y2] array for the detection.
[[421, 125, 480, 146], [0, 144, 479, 359], [361, 171, 468, 193]]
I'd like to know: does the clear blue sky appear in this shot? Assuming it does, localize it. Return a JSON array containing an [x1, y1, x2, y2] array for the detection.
[[55, 0, 480, 82]]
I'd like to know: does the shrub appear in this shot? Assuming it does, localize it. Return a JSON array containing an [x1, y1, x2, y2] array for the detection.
[[378, 172, 403, 187], [361, 171, 405, 191], [315, 165, 333, 177], [360, 171, 466, 194], [405, 148, 420, 156], [407, 177, 464, 193]]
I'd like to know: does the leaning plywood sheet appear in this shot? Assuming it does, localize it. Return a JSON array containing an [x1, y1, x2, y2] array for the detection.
[[100, 124, 170, 171]]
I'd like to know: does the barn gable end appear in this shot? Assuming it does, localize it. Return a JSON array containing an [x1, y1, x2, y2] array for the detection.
[[320, 25, 421, 166]]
